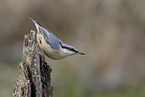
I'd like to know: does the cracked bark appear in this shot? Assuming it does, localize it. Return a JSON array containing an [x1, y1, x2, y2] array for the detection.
[[13, 30, 53, 97]]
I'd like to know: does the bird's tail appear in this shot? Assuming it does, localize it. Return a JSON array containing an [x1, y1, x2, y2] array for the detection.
[[29, 17, 41, 33]]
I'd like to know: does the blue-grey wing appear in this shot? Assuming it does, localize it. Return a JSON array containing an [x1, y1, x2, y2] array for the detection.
[[40, 26, 61, 50], [47, 33, 62, 50]]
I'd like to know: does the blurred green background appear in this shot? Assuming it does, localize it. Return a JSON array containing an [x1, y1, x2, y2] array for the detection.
[[1, 0, 145, 97]]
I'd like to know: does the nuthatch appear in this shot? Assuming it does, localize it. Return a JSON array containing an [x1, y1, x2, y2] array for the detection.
[[29, 17, 85, 60]]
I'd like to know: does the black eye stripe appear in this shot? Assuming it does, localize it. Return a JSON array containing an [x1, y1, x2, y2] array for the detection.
[[59, 42, 78, 53], [64, 47, 78, 52]]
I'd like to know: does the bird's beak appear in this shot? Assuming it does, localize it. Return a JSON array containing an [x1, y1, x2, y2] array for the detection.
[[76, 52, 85, 55]]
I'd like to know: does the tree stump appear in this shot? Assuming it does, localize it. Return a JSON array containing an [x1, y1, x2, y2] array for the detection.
[[13, 30, 53, 97]]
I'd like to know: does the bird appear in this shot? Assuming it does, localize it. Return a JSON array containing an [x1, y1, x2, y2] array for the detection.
[[29, 17, 85, 60]]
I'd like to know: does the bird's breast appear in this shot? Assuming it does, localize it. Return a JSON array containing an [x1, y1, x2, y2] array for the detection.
[[37, 34, 69, 60]]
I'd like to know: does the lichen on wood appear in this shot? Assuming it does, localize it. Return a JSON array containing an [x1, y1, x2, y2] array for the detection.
[[13, 30, 53, 97]]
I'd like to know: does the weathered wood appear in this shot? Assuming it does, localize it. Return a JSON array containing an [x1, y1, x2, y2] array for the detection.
[[13, 30, 53, 97]]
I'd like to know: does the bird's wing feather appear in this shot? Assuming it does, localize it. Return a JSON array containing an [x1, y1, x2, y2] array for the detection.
[[29, 17, 61, 50], [40, 27, 61, 50]]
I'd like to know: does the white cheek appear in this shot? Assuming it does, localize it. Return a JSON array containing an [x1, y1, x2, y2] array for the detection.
[[63, 49, 68, 53], [63, 49, 74, 55]]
